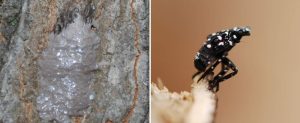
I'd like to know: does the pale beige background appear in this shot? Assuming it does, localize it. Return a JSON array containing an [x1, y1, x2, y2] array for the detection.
[[152, 0, 300, 123]]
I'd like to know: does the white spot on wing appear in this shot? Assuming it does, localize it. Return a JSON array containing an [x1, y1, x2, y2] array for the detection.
[[218, 42, 224, 46], [217, 36, 222, 40], [195, 52, 200, 59], [229, 41, 233, 46], [206, 44, 211, 48], [233, 27, 238, 31], [233, 35, 237, 39]]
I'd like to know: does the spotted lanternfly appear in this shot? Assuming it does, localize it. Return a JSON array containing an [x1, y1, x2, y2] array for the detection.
[[193, 26, 251, 92]]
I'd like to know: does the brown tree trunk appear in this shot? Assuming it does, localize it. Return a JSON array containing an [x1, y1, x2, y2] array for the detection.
[[0, 0, 149, 122]]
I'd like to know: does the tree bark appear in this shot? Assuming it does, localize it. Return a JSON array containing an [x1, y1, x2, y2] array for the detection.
[[0, 0, 149, 123]]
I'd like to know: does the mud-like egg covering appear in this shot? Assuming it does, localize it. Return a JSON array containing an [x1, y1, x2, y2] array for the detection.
[[36, 15, 100, 122]]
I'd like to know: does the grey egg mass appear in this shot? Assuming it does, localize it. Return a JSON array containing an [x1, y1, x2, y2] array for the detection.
[[36, 15, 100, 122]]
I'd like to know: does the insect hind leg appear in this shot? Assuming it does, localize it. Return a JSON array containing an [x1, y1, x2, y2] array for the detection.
[[209, 57, 238, 92], [209, 62, 229, 92], [220, 57, 238, 81]]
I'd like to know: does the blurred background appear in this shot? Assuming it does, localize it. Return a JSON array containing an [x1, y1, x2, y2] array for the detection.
[[152, 0, 300, 123]]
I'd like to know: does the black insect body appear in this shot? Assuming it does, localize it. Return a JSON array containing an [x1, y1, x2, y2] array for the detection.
[[193, 27, 251, 92]]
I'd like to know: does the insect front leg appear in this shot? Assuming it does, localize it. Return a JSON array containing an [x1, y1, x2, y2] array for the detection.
[[209, 57, 239, 92], [209, 62, 229, 92], [199, 60, 221, 81], [192, 71, 202, 79]]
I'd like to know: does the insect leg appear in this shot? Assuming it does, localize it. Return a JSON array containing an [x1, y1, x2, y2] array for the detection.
[[199, 60, 221, 81], [192, 71, 202, 79], [219, 57, 238, 82], [209, 62, 229, 92]]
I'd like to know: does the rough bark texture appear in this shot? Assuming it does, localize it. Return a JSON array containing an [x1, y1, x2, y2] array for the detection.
[[0, 0, 149, 122], [151, 75, 217, 123]]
